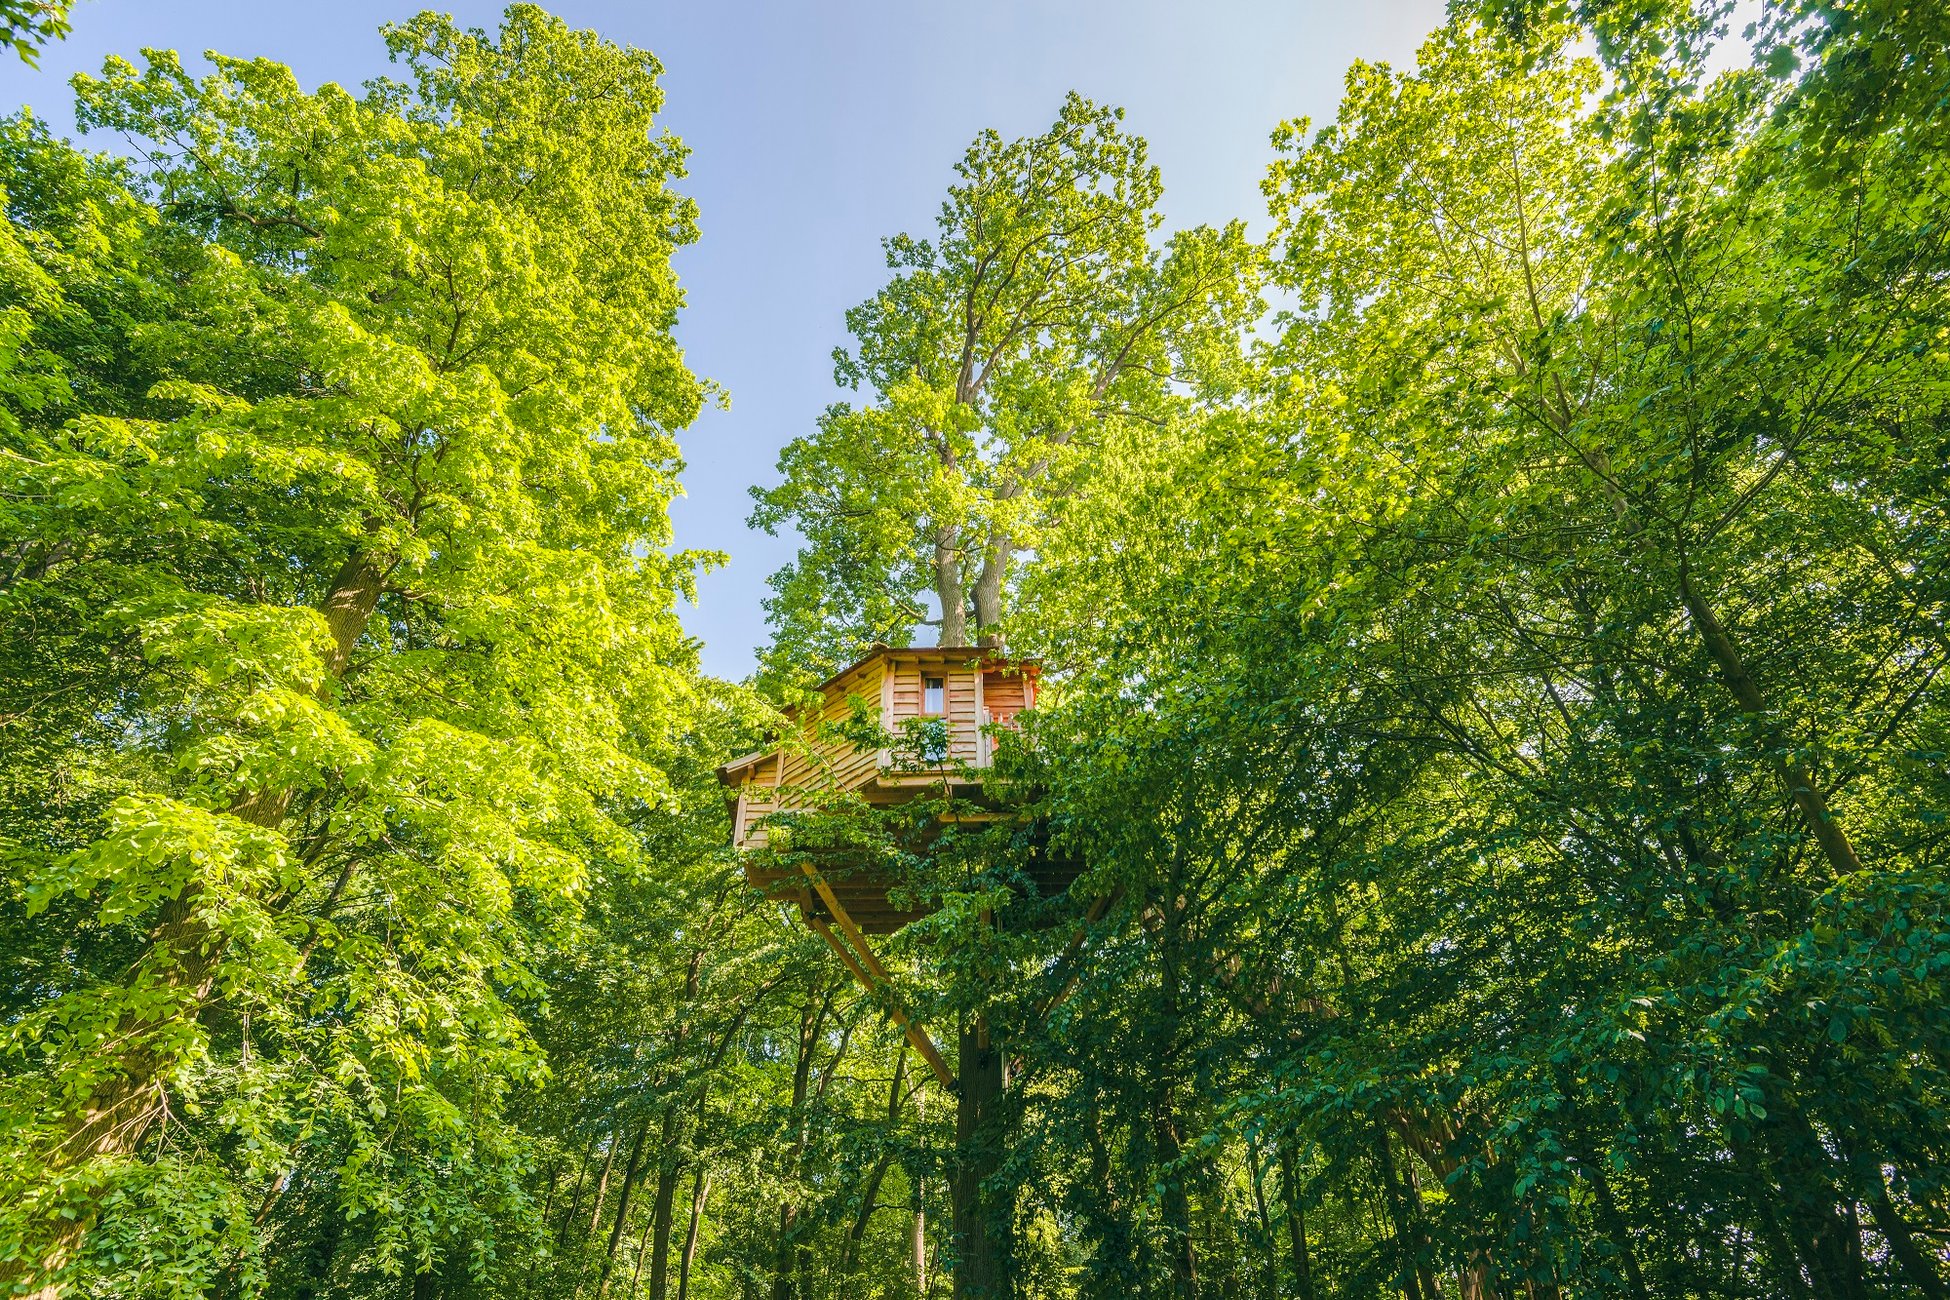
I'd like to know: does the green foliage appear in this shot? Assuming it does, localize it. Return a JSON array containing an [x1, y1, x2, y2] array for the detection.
[[9, 2, 1950, 1299], [0, 6, 725, 1295], [987, 6, 1950, 1298], [748, 94, 1259, 689], [0, 0, 69, 66]]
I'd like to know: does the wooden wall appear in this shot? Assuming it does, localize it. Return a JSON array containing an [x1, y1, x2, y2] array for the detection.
[[884, 654, 981, 766], [729, 652, 1035, 850]]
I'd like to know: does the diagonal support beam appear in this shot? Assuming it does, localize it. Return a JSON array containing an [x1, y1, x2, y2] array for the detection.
[[806, 916, 956, 1090], [799, 862, 955, 1090]]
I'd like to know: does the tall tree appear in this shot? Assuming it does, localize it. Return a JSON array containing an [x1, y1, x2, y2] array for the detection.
[[0, 7, 709, 1295], [749, 93, 1256, 684], [1004, 8, 1950, 1299]]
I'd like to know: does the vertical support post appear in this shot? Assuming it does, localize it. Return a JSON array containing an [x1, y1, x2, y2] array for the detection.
[[953, 1013, 1012, 1299], [878, 657, 896, 771]]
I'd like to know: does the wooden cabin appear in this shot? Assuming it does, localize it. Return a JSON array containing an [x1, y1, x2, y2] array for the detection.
[[720, 646, 1094, 1092], [718, 646, 1042, 934]]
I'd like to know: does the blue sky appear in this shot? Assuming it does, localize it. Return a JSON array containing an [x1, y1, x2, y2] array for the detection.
[[3, 0, 1448, 679]]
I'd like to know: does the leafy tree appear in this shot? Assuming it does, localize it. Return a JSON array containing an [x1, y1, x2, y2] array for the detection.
[[0, 7, 713, 1295], [748, 94, 1257, 685], [10, 2, 1950, 1298], [1000, 7, 1950, 1299]]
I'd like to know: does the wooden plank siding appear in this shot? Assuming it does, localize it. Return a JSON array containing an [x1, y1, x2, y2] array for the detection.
[[722, 647, 1039, 855], [981, 672, 1025, 719]]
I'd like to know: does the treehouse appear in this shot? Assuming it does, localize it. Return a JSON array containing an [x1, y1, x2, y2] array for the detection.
[[717, 645, 1079, 1087], [718, 645, 1043, 924]]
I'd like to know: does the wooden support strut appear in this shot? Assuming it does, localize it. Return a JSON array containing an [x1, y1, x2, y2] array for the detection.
[[799, 862, 956, 1091]]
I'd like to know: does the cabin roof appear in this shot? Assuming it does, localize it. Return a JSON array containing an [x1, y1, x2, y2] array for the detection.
[[714, 644, 1039, 785]]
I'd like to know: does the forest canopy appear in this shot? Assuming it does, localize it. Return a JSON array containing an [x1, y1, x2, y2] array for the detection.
[[3, 2, 1949, 1300]]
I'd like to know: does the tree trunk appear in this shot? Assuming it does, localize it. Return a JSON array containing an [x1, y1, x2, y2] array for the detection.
[[952, 1015, 1011, 1299], [587, 1134, 620, 1238], [1083, 1086, 1134, 1283], [539, 1161, 564, 1239], [1393, 1112, 1497, 1300], [1153, 1093, 1197, 1298], [1247, 1137, 1280, 1299], [935, 524, 968, 646], [595, 1121, 653, 1300], [972, 534, 1008, 648], [1278, 1142, 1317, 1300], [913, 1087, 928, 1298], [561, 1133, 599, 1250], [676, 1165, 711, 1300], [1581, 1156, 1648, 1300], [1398, 1147, 1442, 1300], [648, 939, 710, 1299], [771, 1207, 798, 1300], [628, 1206, 656, 1300], [1753, 1111, 1869, 1300], [913, 1183, 929, 1298], [844, 1048, 909, 1276], [1374, 1119, 1428, 1300], [6, 549, 387, 1300], [1866, 1185, 1947, 1300], [772, 984, 831, 1300], [1677, 560, 1864, 879], [645, 1105, 685, 1300]]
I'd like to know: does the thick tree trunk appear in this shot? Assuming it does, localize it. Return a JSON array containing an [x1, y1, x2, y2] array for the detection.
[[1392, 1112, 1498, 1300], [935, 525, 967, 646], [952, 1016, 1011, 1300], [8, 549, 387, 1300], [972, 534, 1008, 648]]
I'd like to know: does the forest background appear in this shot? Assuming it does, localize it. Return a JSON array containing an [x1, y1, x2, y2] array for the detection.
[[2, 1, 1949, 1299]]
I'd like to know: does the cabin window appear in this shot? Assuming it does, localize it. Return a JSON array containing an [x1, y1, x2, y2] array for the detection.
[[922, 675, 945, 714]]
